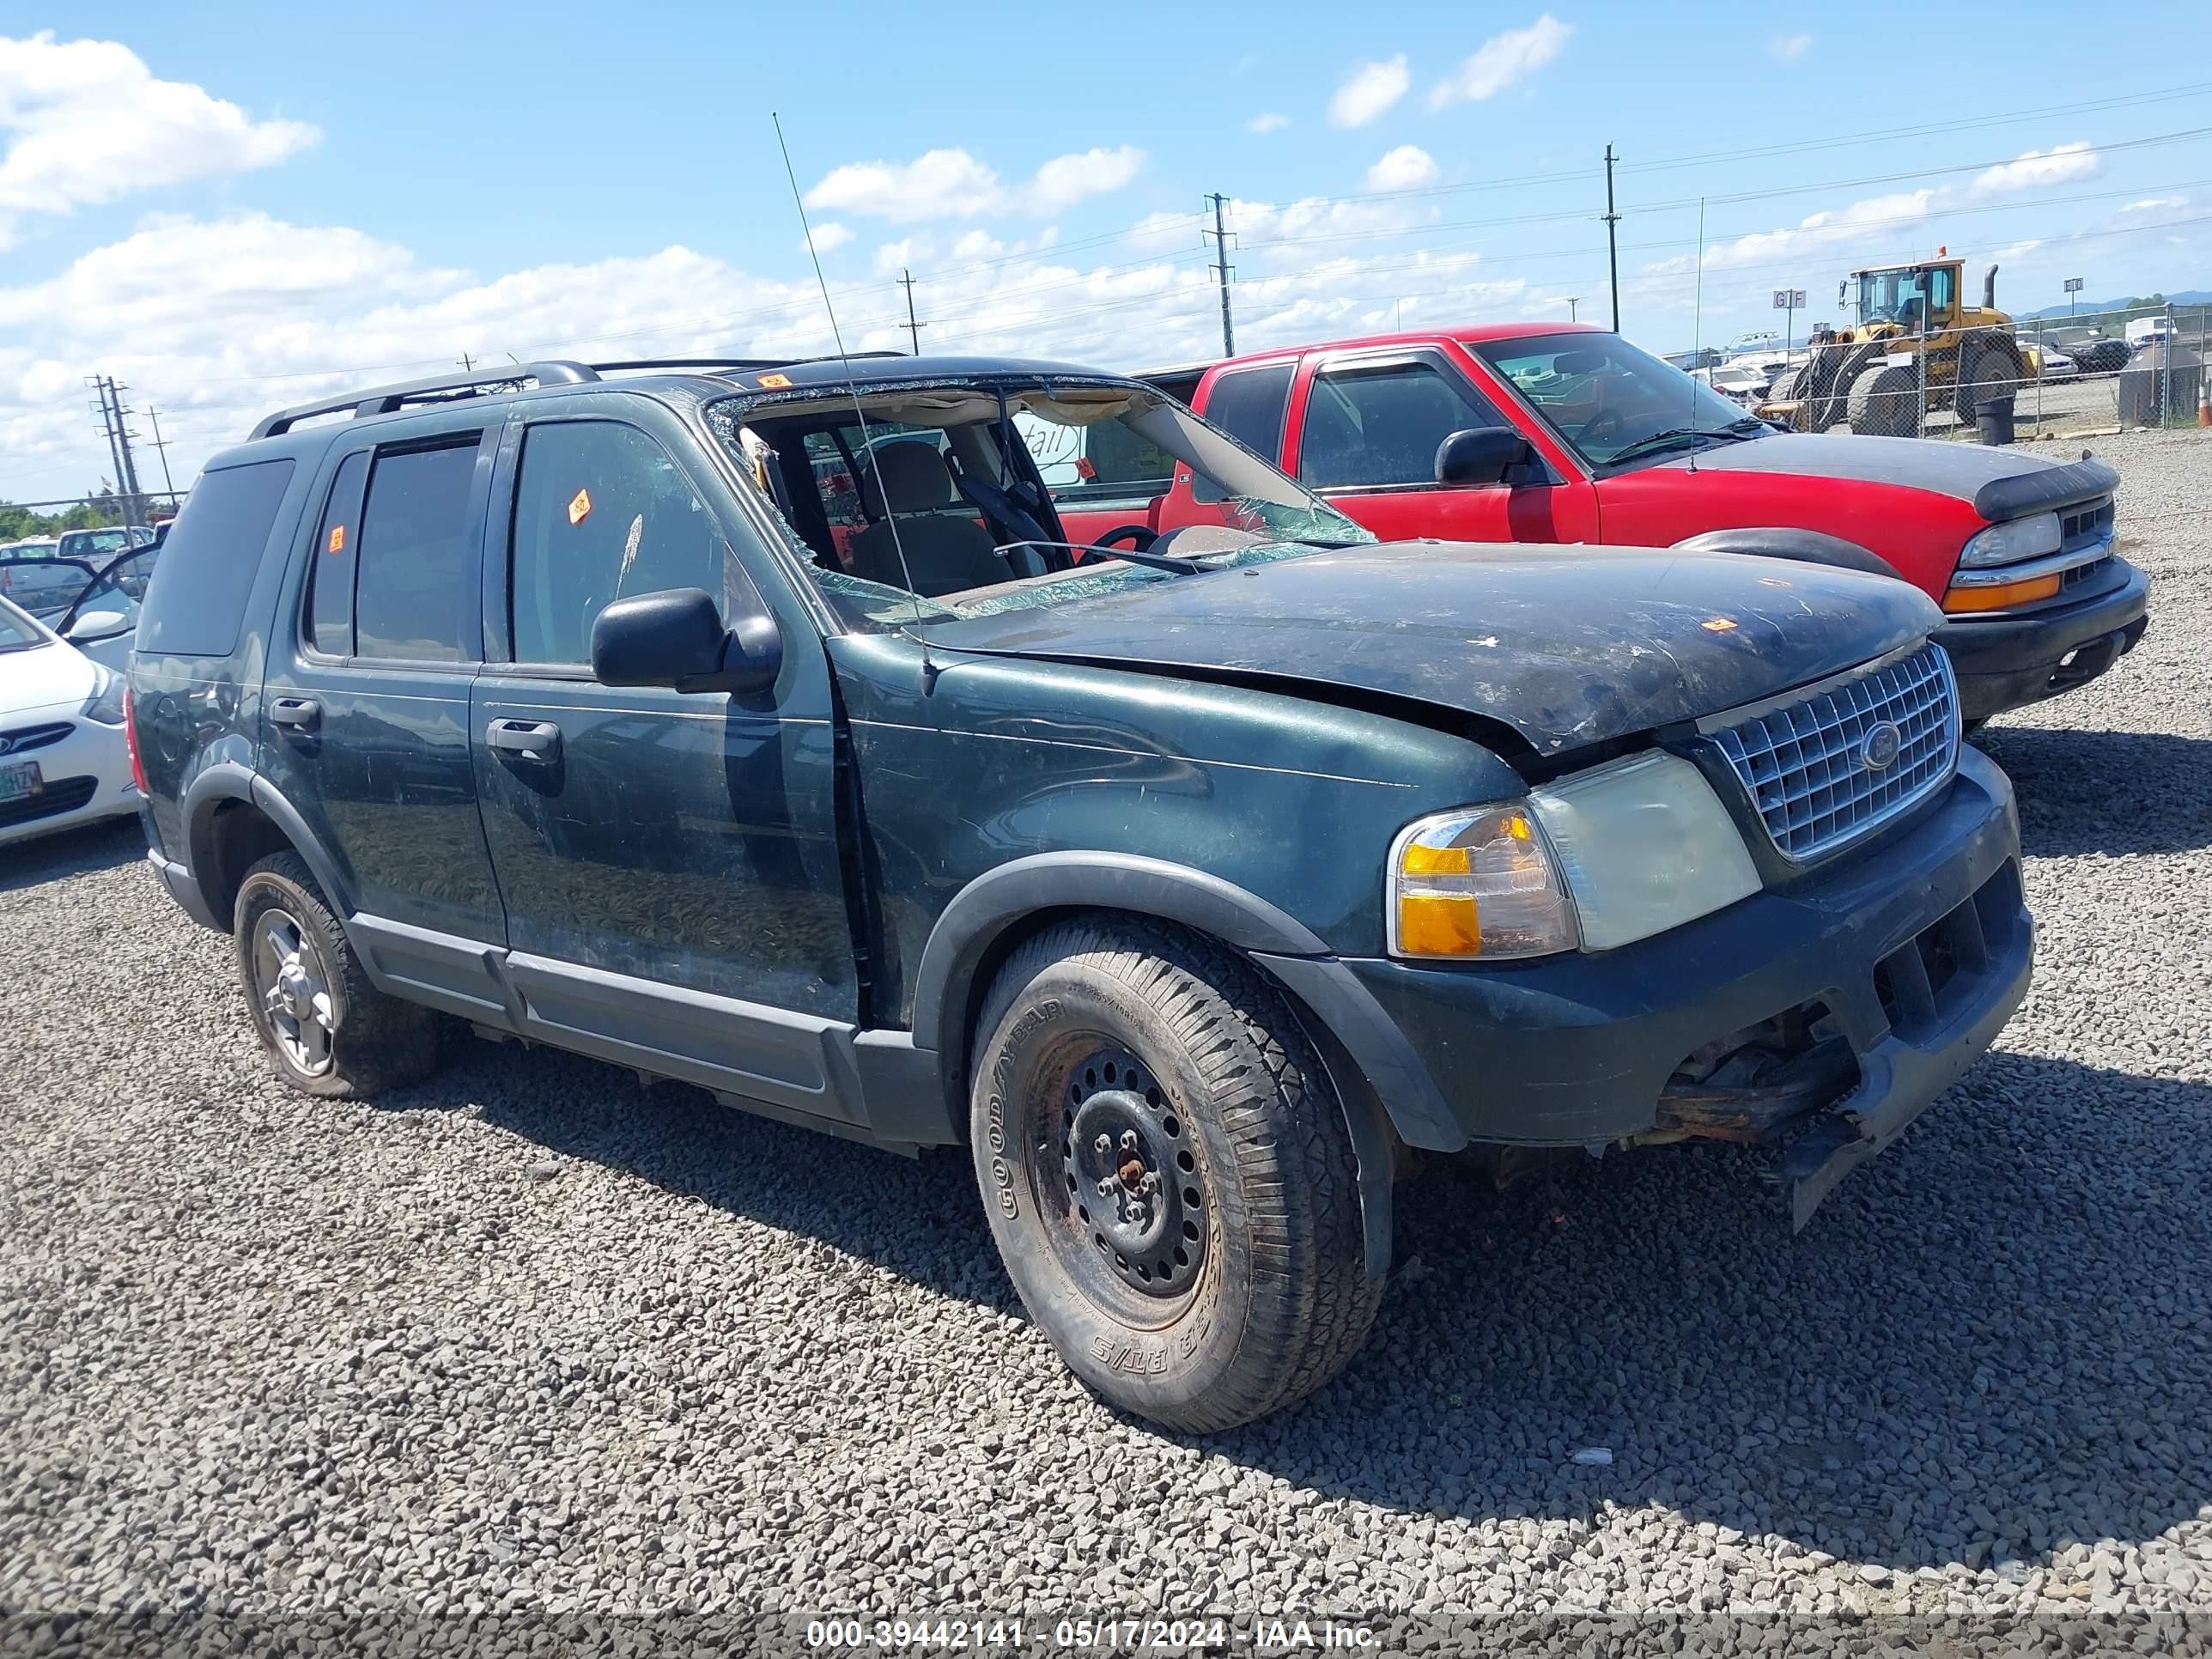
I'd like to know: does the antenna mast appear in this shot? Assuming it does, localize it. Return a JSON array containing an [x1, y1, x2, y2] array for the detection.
[[772, 112, 926, 629]]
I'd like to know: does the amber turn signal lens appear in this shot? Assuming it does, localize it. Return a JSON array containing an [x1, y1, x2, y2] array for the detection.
[[1942, 573, 2062, 614]]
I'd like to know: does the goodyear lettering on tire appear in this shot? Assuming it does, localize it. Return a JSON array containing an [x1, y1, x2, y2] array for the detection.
[[986, 998, 1062, 1219]]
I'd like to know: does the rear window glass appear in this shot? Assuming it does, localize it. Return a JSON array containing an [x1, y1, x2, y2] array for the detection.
[[354, 442, 481, 662], [138, 459, 296, 657], [1194, 364, 1293, 503]]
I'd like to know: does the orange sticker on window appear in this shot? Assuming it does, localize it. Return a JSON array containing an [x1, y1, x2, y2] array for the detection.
[[757, 372, 793, 389], [326, 524, 345, 554], [568, 488, 592, 526]]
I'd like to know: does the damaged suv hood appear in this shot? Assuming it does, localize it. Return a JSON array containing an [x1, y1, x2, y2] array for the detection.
[[916, 541, 1941, 756]]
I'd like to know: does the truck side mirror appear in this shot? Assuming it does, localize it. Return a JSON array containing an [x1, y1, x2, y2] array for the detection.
[[1435, 426, 1537, 489], [592, 586, 782, 696]]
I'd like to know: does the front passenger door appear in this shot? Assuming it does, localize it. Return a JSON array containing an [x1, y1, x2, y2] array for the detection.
[[470, 404, 861, 1115], [1290, 352, 1571, 544]]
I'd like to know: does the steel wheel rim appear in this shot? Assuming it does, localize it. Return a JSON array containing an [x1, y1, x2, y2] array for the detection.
[[1029, 1042, 1206, 1322], [252, 907, 335, 1077]]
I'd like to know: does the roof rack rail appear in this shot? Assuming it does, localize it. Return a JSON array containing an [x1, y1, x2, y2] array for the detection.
[[247, 360, 599, 441], [587, 351, 911, 374]]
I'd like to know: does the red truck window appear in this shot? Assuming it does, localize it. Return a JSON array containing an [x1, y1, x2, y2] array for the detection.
[[1297, 360, 1505, 489], [1194, 364, 1294, 503]]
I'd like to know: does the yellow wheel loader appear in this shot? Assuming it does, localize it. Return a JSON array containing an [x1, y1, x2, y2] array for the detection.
[[1760, 253, 2032, 445]]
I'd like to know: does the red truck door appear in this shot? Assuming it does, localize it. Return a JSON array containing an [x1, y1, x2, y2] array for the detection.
[[1279, 346, 1597, 544]]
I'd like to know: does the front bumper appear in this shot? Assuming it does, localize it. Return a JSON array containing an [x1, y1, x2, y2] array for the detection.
[[0, 714, 140, 849], [1940, 556, 2149, 721], [1291, 747, 2030, 1225]]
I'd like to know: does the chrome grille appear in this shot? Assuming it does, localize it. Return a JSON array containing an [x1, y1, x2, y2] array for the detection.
[[1711, 643, 1959, 862]]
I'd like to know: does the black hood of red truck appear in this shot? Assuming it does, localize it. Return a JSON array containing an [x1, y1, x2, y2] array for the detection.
[[1655, 432, 2118, 521], [916, 540, 1942, 757]]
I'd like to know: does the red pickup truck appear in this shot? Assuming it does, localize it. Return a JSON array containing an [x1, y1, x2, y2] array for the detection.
[[1053, 324, 2148, 726]]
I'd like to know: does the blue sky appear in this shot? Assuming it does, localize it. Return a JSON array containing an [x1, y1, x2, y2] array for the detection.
[[5, 2, 2208, 498]]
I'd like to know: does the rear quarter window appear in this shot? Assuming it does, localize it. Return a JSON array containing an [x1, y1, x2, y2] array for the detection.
[[138, 459, 297, 657]]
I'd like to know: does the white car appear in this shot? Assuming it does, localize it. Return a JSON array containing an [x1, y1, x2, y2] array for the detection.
[[0, 592, 141, 848], [2031, 344, 2079, 380]]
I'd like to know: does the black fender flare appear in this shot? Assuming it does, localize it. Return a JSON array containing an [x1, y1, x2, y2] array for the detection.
[[1671, 526, 1904, 582], [908, 852, 1328, 1059], [909, 852, 1466, 1280], [179, 763, 352, 927]]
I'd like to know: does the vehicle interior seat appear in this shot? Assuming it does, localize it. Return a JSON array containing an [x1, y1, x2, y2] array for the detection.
[[848, 442, 1010, 597]]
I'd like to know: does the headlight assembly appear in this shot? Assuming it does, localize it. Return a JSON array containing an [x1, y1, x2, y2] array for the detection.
[[1959, 512, 2061, 569], [81, 665, 126, 727], [1388, 804, 1577, 960]]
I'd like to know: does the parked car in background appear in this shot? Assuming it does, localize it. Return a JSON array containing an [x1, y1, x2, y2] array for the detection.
[[56, 525, 155, 565], [0, 592, 140, 848], [2027, 344, 2079, 380], [53, 544, 161, 672], [2030, 326, 2127, 374], [1138, 323, 2148, 726], [2125, 315, 2177, 350], [1691, 362, 1772, 404], [134, 353, 2032, 1431], [0, 555, 102, 622]]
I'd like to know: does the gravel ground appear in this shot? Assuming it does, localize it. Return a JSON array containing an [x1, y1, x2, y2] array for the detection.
[[3, 428, 2209, 1656]]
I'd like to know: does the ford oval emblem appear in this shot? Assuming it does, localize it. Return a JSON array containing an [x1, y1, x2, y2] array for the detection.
[[1861, 721, 1903, 771]]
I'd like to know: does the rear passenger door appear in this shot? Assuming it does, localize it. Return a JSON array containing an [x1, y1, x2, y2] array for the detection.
[[1287, 349, 1558, 544], [258, 414, 508, 1003], [469, 398, 863, 1115]]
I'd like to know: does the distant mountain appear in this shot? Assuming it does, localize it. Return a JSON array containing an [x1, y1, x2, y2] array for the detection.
[[2020, 289, 2209, 319]]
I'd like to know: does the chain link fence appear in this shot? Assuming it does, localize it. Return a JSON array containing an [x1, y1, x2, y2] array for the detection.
[[0, 488, 189, 548], [1759, 299, 2210, 445]]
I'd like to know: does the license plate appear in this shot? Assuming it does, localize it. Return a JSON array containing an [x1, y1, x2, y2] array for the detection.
[[0, 759, 41, 802]]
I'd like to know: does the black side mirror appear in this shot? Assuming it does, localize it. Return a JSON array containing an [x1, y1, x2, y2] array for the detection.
[[1435, 426, 1538, 489], [591, 586, 782, 695]]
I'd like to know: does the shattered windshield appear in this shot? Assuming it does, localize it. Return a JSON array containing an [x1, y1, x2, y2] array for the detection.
[[706, 378, 1370, 628]]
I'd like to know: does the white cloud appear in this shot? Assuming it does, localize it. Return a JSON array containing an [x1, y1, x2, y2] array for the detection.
[[0, 31, 319, 246], [805, 148, 1003, 222], [1427, 16, 1572, 110], [1025, 145, 1145, 214], [1972, 142, 2099, 195], [805, 144, 1144, 222], [871, 237, 921, 276], [951, 228, 1006, 260], [805, 222, 853, 254], [2122, 196, 2185, 213], [1246, 112, 1291, 135], [1328, 56, 1409, 128], [1644, 187, 1940, 275], [1364, 145, 1438, 191], [1770, 33, 1813, 60], [0, 196, 1557, 499]]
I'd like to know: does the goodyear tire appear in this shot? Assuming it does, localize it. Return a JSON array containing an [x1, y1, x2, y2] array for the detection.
[[1847, 362, 1921, 437], [969, 918, 1382, 1432], [1807, 341, 1880, 432], [234, 851, 441, 1098]]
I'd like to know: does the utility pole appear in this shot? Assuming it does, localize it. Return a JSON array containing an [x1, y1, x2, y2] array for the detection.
[[458, 352, 475, 372], [107, 379, 146, 521], [898, 269, 928, 356], [88, 378, 128, 515], [145, 405, 178, 499], [1603, 144, 1621, 332], [1567, 296, 1581, 322], [1204, 192, 1236, 356]]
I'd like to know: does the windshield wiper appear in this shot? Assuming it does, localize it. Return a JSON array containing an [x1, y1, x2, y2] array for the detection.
[[1606, 423, 1762, 465]]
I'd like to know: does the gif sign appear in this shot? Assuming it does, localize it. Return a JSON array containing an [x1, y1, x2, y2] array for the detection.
[[1773, 289, 1807, 309]]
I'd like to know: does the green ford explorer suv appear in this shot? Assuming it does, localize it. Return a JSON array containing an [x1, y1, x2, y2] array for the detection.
[[131, 355, 2032, 1431]]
